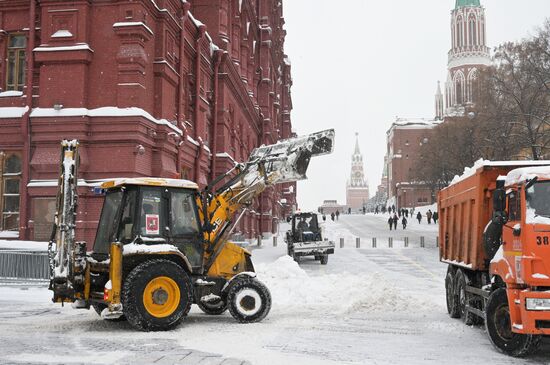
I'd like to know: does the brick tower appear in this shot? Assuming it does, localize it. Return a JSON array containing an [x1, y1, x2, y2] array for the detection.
[[346, 133, 370, 211], [444, 0, 491, 116]]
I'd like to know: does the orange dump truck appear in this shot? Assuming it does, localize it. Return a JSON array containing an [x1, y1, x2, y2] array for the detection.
[[439, 160, 550, 357]]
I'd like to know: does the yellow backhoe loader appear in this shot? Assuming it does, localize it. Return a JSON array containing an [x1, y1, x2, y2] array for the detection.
[[48, 130, 334, 331]]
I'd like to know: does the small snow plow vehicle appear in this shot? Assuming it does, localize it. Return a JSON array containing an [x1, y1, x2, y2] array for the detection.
[[48, 130, 334, 331], [285, 212, 334, 264]]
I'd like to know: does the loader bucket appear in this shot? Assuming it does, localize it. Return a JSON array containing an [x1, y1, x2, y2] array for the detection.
[[249, 129, 335, 185]]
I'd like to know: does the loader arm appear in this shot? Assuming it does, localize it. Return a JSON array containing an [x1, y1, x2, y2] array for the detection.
[[48, 140, 87, 302], [200, 129, 335, 269]]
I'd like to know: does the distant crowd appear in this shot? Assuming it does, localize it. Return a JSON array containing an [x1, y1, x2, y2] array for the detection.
[[378, 205, 438, 231]]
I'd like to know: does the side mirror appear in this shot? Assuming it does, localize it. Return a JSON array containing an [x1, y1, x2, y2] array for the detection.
[[513, 226, 521, 237], [493, 188, 506, 213]]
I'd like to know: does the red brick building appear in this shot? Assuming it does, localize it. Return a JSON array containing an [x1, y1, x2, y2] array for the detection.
[[0, 0, 295, 243], [385, 118, 440, 209]]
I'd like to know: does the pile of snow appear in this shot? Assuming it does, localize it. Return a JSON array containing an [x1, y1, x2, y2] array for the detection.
[[505, 165, 550, 186], [256, 255, 424, 315], [450, 158, 487, 185]]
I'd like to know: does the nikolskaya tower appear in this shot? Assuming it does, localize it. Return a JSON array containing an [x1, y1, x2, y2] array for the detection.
[[346, 133, 370, 210], [436, 0, 491, 119]]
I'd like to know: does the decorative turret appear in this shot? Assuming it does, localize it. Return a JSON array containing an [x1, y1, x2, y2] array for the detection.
[[445, 0, 490, 116], [435, 81, 444, 120]]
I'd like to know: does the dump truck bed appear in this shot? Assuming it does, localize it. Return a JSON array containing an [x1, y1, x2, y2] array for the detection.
[[438, 160, 550, 271]]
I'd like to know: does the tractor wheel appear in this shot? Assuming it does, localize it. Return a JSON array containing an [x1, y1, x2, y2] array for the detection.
[[320, 255, 329, 265], [122, 259, 192, 331], [227, 278, 271, 323], [197, 297, 228, 315], [314, 255, 321, 261], [454, 269, 476, 325], [485, 288, 541, 357], [445, 270, 460, 318], [92, 303, 126, 322]]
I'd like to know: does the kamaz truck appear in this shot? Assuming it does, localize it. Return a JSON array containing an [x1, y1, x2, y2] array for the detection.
[[439, 160, 550, 356]]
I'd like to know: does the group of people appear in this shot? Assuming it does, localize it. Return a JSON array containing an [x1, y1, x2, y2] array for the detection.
[[387, 209, 438, 230], [321, 210, 340, 222]]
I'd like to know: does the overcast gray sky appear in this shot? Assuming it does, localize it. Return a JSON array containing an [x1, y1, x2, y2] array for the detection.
[[282, 0, 550, 211]]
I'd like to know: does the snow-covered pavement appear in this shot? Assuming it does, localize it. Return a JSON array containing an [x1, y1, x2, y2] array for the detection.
[[1, 214, 549, 364]]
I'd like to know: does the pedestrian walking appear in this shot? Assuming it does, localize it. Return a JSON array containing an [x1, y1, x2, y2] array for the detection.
[[427, 210, 433, 224], [336, 210, 340, 221], [322, 214, 326, 222], [416, 211, 422, 224], [405, 209, 409, 218], [433, 211, 439, 224], [388, 216, 393, 231], [402, 216, 407, 230], [331, 212, 335, 221], [392, 214, 398, 230]]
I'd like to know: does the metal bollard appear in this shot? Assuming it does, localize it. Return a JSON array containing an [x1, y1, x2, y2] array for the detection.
[[356, 237, 360, 248], [404, 237, 409, 248], [436, 236, 439, 247], [257, 235, 262, 247], [340, 238, 344, 248], [389, 237, 393, 248], [420, 236, 425, 248], [273, 236, 277, 247], [372, 237, 377, 248]]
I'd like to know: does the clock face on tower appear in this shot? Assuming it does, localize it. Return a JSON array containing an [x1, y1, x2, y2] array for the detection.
[[354, 171, 361, 178]]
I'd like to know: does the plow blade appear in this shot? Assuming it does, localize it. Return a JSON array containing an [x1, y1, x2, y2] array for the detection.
[[249, 129, 335, 185]]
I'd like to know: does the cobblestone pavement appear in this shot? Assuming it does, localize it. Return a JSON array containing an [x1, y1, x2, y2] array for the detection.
[[0, 286, 251, 365]]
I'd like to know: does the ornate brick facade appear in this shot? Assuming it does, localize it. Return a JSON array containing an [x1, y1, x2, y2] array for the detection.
[[0, 0, 295, 244]]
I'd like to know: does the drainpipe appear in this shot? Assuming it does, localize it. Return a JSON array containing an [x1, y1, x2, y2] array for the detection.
[[176, 2, 191, 177], [19, 0, 37, 239], [193, 25, 206, 183], [209, 49, 223, 181]]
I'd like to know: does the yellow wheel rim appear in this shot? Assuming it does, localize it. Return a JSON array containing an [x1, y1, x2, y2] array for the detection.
[[143, 276, 180, 318]]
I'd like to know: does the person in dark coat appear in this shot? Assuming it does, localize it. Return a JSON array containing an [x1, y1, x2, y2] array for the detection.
[[427, 210, 433, 224], [392, 214, 398, 230], [388, 216, 393, 231], [322, 214, 326, 222], [416, 211, 422, 224], [402, 216, 407, 230], [335, 210, 340, 220], [433, 211, 439, 224], [331, 212, 335, 221]]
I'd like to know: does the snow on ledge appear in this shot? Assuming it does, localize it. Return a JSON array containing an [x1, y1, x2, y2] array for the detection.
[[0, 91, 23, 97], [113, 22, 154, 35], [51, 29, 73, 38], [0, 231, 19, 239], [34, 43, 94, 52], [30, 107, 182, 134], [0, 106, 29, 118]]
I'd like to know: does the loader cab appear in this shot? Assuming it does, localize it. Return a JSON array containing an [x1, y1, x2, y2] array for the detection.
[[92, 178, 204, 271], [289, 212, 322, 242]]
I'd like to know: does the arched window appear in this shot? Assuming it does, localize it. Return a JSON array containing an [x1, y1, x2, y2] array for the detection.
[[457, 16, 463, 47], [1, 153, 21, 231], [469, 17, 477, 46]]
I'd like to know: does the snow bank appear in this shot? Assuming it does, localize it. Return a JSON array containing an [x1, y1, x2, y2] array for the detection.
[[0, 239, 48, 251], [256, 255, 421, 315]]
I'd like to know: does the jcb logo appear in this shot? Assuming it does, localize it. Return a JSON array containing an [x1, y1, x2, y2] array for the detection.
[[536, 236, 549, 245]]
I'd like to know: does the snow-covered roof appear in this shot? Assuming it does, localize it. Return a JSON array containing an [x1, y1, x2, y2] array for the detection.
[[101, 178, 198, 190], [505, 166, 550, 186], [388, 118, 441, 133], [450, 159, 550, 186]]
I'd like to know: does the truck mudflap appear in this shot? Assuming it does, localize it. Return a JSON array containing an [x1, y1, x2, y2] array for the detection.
[[292, 241, 335, 256], [509, 289, 550, 335]]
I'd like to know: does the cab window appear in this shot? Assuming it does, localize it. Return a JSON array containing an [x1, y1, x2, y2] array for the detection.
[[170, 191, 199, 236], [508, 190, 521, 221], [140, 189, 163, 236]]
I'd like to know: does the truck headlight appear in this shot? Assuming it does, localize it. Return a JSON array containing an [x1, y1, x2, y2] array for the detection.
[[526, 298, 550, 311]]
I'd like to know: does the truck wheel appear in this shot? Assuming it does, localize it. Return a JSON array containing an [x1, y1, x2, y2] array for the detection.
[[445, 270, 460, 318], [320, 255, 329, 265], [197, 298, 228, 315], [122, 259, 192, 331], [485, 288, 541, 357], [227, 278, 271, 323], [92, 303, 126, 322], [454, 270, 476, 325]]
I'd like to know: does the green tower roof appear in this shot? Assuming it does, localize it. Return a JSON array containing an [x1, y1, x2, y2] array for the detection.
[[455, 0, 480, 8]]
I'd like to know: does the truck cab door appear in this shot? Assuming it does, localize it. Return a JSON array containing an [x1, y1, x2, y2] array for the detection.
[[502, 189, 523, 282], [167, 189, 204, 273]]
